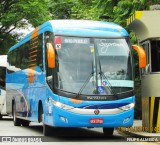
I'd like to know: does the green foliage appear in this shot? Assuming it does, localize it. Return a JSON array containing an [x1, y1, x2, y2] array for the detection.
[[71, 0, 100, 20], [0, 0, 51, 54], [19, 0, 51, 27], [1, 0, 160, 55], [49, 0, 100, 20], [0, 34, 17, 55], [49, 0, 74, 19]]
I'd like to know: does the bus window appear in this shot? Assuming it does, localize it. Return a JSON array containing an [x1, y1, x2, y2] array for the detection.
[[37, 34, 43, 70], [151, 40, 160, 72]]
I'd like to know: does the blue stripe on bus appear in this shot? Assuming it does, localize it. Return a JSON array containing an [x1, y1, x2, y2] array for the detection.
[[78, 103, 130, 109]]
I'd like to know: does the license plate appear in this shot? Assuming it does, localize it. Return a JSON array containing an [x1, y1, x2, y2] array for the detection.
[[90, 118, 104, 124]]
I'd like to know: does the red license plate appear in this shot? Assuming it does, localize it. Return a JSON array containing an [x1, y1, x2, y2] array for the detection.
[[90, 118, 104, 124]]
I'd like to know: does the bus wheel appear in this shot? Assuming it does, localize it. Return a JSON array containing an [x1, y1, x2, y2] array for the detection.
[[0, 114, 2, 120], [43, 124, 51, 136], [38, 103, 43, 123], [13, 103, 21, 126], [21, 120, 30, 127], [103, 127, 114, 136], [38, 103, 51, 136]]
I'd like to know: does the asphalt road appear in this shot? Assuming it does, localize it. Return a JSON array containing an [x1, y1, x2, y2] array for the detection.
[[0, 117, 159, 145]]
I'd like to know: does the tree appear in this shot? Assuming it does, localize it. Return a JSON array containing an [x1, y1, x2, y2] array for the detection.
[[70, 0, 100, 20], [0, 0, 51, 54], [48, 0, 100, 20], [48, 0, 74, 19], [96, 0, 160, 28]]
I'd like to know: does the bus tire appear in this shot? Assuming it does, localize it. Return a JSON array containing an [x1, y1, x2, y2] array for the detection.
[[13, 103, 21, 126], [0, 114, 2, 120], [38, 102, 51, 136], [103, 127, 114, 136], [21, 120, 30, 127], [38, 101, 43, 123], [43, 124, 51, 136]]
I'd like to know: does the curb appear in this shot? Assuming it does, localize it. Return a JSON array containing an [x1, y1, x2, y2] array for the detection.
[[117, 126, 160, 137]]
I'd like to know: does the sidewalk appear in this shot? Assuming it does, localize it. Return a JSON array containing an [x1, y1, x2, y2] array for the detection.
[[117, 120, 160, 137]]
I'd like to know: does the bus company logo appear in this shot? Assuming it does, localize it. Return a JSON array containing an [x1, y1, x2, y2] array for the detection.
[[56, 44, 61, 50], [94, 109, 100, 115]]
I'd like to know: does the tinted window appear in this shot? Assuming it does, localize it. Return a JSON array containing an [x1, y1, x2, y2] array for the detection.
[[0, 67, 6, 89], [7, 34, 43, 73]]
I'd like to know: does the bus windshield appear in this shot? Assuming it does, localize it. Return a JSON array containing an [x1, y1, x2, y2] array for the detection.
[[52, 36, 133, 95]]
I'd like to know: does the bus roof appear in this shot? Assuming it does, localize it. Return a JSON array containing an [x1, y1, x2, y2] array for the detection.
[[9, 20, 129, 52], [0, 55, 7, 67]]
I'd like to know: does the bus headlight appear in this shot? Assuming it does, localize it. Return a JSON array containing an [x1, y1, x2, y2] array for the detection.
[[49, 97, 73, 110], [119, 103, 135, 111]]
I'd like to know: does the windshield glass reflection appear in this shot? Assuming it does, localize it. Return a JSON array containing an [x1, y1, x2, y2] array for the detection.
[[52, 36, 133, 95]]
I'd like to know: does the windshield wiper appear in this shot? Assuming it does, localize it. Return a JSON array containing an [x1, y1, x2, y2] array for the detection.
[[75, 72, 94, 98], [98, 59, 118, 99], [99, 71, 118, 98]]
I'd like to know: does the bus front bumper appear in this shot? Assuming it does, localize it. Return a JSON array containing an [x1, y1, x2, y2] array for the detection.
[[45, 103, 134, 128]]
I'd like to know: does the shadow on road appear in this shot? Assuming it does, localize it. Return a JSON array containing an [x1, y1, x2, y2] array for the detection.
[[0, 117, 13, 121], [0, 117, 126, 141], [27, 125, 126, 142]]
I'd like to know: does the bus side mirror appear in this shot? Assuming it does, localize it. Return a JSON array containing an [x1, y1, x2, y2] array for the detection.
[[47, 43, 55, 68], [132, 45, 146, 68]]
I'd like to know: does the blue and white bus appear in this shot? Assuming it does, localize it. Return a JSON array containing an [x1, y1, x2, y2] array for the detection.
[[0, 55, 7, 119], [6, 20, 146, 136]]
